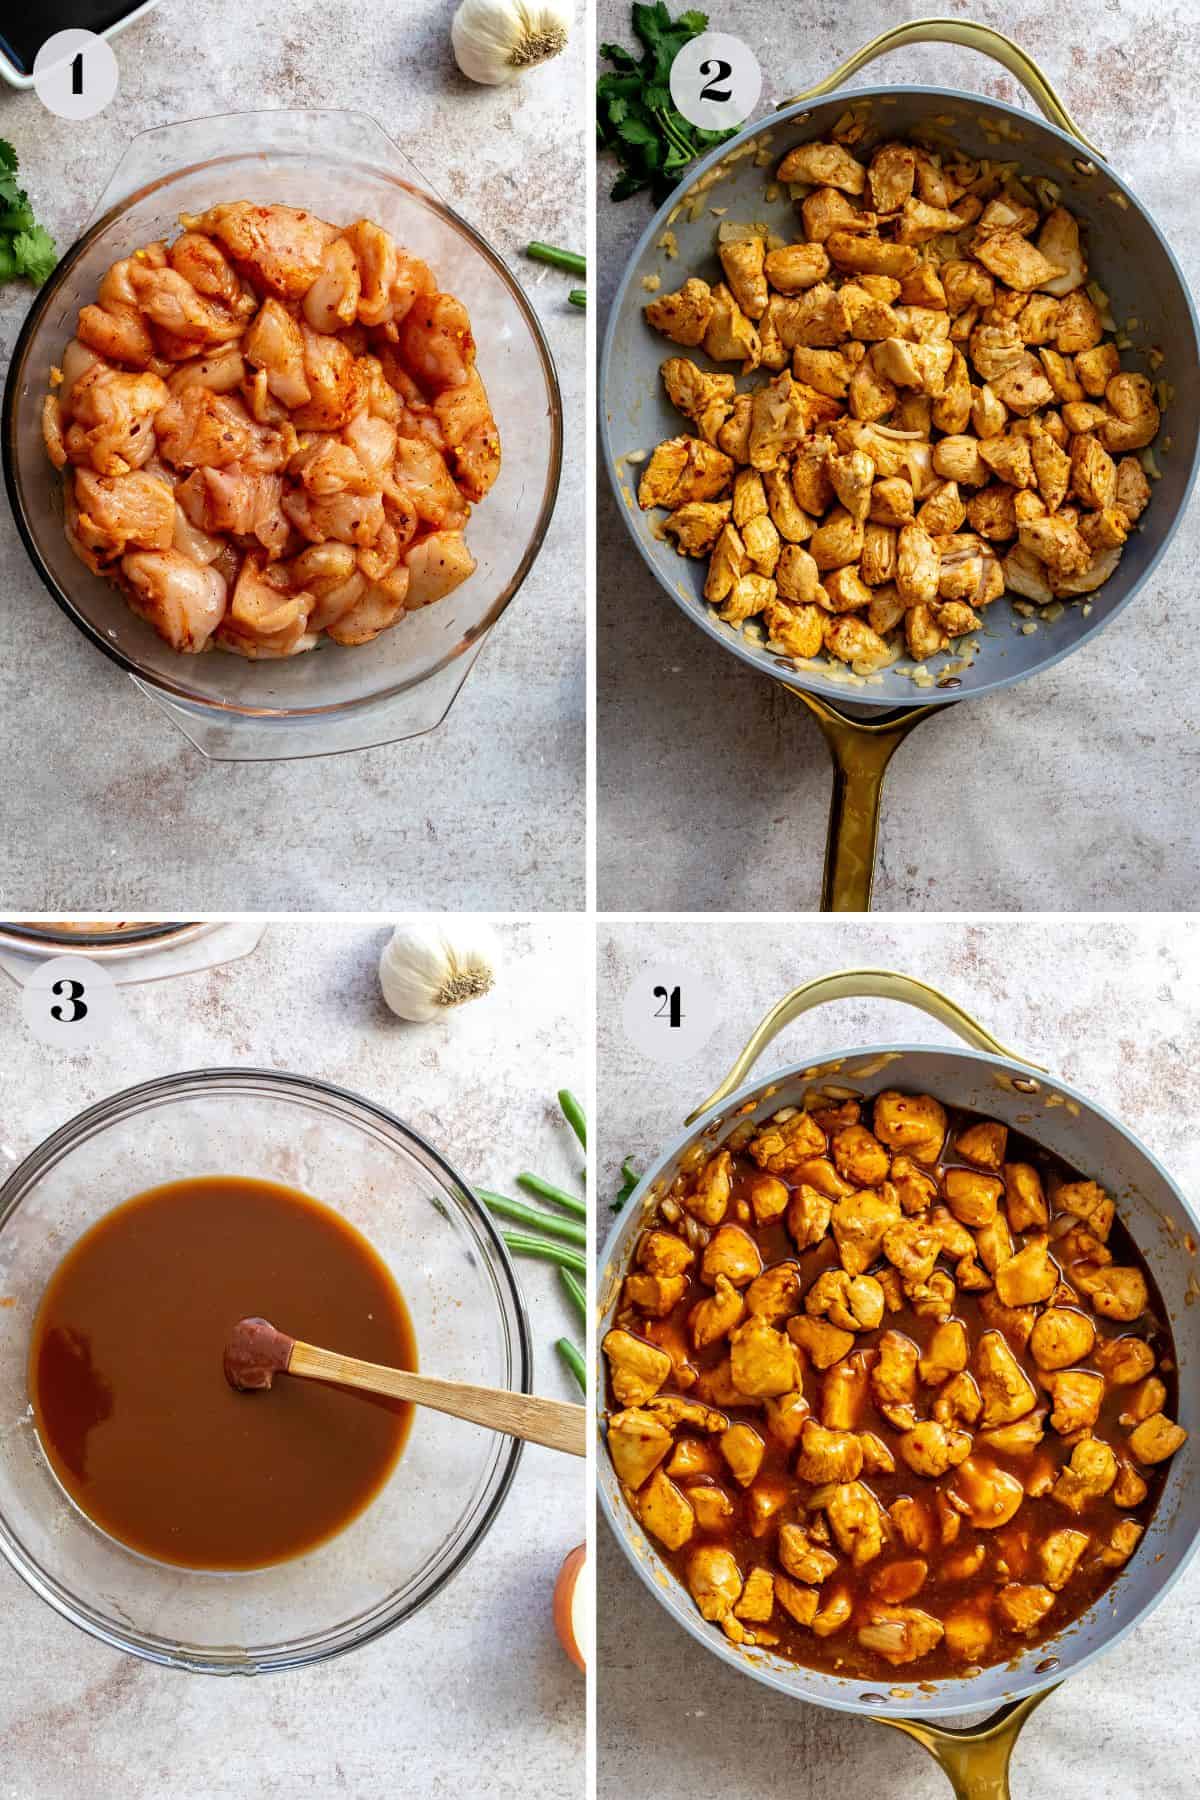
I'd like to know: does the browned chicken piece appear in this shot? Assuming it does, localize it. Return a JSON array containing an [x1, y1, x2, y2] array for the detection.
[[788, 1314, 855, 1370], [704, 524, 747, 604], [1029, 1306, 1096, 1371], [867, 142, 916, 211], [829, 1191, 901, 1277], [645, 277, 715, 346], [946, 1456, 1025, 1529], [830, 1123, 889, 1185], [750, 1110, 827, 1174], [603, 1329, 672, 1407], [906, 1270, 958, 1322], [828, 232, 918, 280], [1053, 1179, 1115, 1240], [857, 1604, 944, 1665], [690, 1273, 745, 1350], [719, 1420, 766, 1487], [719, 237, 768, 320], [639, 1230, 695, 1279], [974, 232, 1064, 292], [684, 1149, 733, 1225], [1048, 1369, 1105, 1435], [1119, 1376, 1167, 1427], [920, 1319, 969, 1386], [873, 1092, 947, 1163], [637, 436, 733, 511], [775, 1575, 820, 1626], [824, 1479, 886, 1567], [764, 1388, 812, 1453], [897, 198, 967, 245], [995, 1583, 1055, 1634], [869, 1557, 927, 1604], [606, 1408, 673, 1488], [703, 283, 761, 369], [809, 506, 865, 571], [944, 1168, 1002, 1228], [729, 1315, 796, 1398], [623, 1272, 688, 1317], [994, 1240, 1059, 1307], [1093, 1335, 1155, 1385], [1113, 1460, 1148, 1508], [778, 141, 867, 194], [748, 1173, 790, 1225], [811, 1587, 854, 1637], [807, 1269, 887, 1334], [857, 1430, 895, 1476], [1115, 456, 1152, 522], [746, 1262, 802, 1324], [689, 1486, 734, 1532], [897, 1421, 973, 1478], [891, 1157, 938, 1214], [943, 1606, 993, 1663], [778, 1524, 839, 1585], [637, 1468, 696, 1550], [1073, 1263, 1148, 1322], [1096, 1519, 1144, 1568], [1127, 1413, 1188, 1464], [883, 1219, 941, 1285], [701, 1225, 763, 1288], [661, 357, 737, 444], [871, 1328, 919, 1418], [1102, 372, 1160, 453], [822, 1351, 874, 1431], [1038, 1526, 1090, 1591], [976, 1329, 1037, 1426], [795, 1419, 865, 1484], [733, 1565, 775, 1624], [1002, 1162, 1049, 1231], [1052, 1437, 1118, 1513], [667, 1438, 720, 1480], [889, 1494, 935, 1554], [792, 1155, 854, 1200], [687, 1544, 742, 1619], [765, 242, 832, 293]]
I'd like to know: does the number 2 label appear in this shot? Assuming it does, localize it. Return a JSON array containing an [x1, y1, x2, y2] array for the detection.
[[669, 34, 762, 134]]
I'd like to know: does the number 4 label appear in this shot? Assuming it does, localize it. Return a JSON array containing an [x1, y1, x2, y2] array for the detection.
[[20, 955, 121, 1049], [623, 964, 718, 1066], [669, 33, 762, 134]]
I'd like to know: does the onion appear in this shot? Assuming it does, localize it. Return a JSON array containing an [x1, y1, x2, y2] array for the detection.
[[553, 1543, 589, 1671]]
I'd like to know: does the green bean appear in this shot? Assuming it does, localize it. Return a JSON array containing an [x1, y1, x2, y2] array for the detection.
[[568, 288, 586, 309], [526, 241, 585, 276], [517, 1171, 586, 1219], [502, 1231, 586, 1275], [557, 1088, 587, 1151], [559, 1266, 586, 1323], [478, 1189, 586, 1246], [556, 1338, 586, 1393]]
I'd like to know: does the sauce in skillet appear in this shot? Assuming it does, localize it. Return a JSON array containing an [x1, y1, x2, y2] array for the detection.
[[30, 1175, 416, 1570]]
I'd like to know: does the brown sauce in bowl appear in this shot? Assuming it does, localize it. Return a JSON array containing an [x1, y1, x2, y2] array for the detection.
[[29, 1175, 416, 1570]]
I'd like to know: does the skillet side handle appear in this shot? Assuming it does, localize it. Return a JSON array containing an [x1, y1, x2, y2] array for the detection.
[[685, 968, 1045, 1124], [775, 18, 1099, 155], [793, 692, 934, 912], [872, 1686, 1061, 1800]]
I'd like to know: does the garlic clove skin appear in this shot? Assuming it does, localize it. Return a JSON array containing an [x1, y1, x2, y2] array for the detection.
[[379, 921, 500, 1023], [451, 0, 571, 87]]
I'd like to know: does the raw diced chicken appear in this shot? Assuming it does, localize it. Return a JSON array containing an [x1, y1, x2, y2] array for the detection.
[[120, 548, 227, 652]]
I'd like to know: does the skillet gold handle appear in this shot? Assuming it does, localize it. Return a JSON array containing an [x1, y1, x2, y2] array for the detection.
[[873, 1686, 1061, 1799], [777, 18, 1099, 156], [686, 967, 1044, 1123]]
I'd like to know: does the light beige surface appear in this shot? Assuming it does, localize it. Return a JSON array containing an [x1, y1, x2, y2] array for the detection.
[[596, 915, 1200, 1798], [0, 918, 586, 1798], [596, 0, 1200, 911], [0, 0, 585, 910]]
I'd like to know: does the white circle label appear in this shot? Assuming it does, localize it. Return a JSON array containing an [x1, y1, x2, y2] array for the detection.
[[621, 962, 719, 1067], [21, 956, 120, 1049], [669, 33, 762, 134], [34, 29, 119, 121]]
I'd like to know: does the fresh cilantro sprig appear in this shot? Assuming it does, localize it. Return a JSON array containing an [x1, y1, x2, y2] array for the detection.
[[597, 4, 737, 204], [0, 140, 58, 287]]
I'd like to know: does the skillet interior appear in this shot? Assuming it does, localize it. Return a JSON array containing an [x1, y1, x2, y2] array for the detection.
[[601, 86, 1200, 710], [597, 1043, 1200, 1717]]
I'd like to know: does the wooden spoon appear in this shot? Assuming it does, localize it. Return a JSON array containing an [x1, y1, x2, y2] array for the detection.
[[224, 1316, 586, 1457]]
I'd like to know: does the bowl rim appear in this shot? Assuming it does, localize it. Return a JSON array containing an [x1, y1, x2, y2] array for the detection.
[[596, 1036, 1200, 1719], [0, 1064, 533, 1674], [599, 81, 1200, 712], [3, 126, 564, 724]]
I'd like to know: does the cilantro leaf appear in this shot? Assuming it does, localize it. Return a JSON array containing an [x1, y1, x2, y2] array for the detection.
[[0, 139, 17, 174], [597, 4, 738, 204], [11, 225, 57, 287]]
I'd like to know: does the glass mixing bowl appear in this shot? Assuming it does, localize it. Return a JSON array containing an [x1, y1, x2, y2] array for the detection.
[[2, 111, 563, 761], [0, 1069, 531, 1672]]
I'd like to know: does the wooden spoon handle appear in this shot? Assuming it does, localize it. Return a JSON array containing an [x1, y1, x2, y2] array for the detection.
[[288, 1340, 587, 1457]]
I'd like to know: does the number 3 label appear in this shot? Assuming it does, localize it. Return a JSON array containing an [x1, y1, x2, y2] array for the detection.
[[623, 963, 718, 1067], [21, 956, 120, 1049], [670, 33, 762, 134]]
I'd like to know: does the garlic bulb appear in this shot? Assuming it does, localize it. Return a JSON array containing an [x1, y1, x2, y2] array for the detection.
[[379, 921, 499, 1023], [451, 0, 570, 87]]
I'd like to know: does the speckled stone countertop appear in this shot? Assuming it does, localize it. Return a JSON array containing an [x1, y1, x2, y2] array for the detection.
[[0, 918, 585, 1798], [0, 1, 584, 910], [596, 916, 1200, 1798], [597, 0, 1200, 911]]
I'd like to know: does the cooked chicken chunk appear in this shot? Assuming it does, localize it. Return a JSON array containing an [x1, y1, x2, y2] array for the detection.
[[946, 1456, 1025, 1529], [607, 1408, 673, 1489], [795, 1419, 864, 1484], [825, 1479, 886, 1567], [720, 1421, 766, 1487], [1127, 1413, 1188, 1464], [603, 1330, 671, 1407], [645, 277, 715, 346], [1039, 1527, 1089, 1590], [995, 1583, 1055, 1634], [778, 1524, 839, 1585], [788, 1314, 855, 1370], [1029, 1307, 1096, 1371], [975, 1331, 1037, 1426], [701, 1225, 763, 1289], [1052, 1437, 1118, 1512], [686, 1544, 742, 1620], [897, 1421, 973, 1478], [638, 1469, 695, 1549], [690, 1273, 745, 1350], [873, 1092, 946, 1163], [857, 1604, 944, 1665]]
